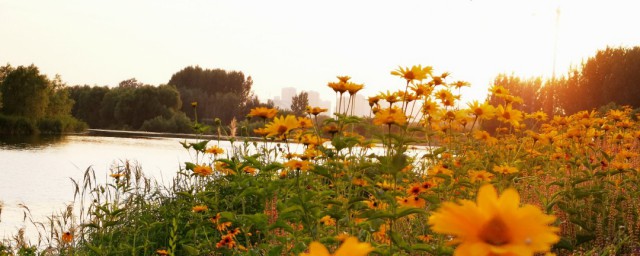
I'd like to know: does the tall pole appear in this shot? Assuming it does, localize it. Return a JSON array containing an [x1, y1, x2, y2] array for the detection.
[[552, 6, 561, 79]]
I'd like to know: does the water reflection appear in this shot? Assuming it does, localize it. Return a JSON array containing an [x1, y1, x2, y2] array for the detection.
[[0, 134, 68, 150]]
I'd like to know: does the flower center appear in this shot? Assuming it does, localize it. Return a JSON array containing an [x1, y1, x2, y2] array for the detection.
[[478, 216, 511, 246], [277, 125, 288, 134]]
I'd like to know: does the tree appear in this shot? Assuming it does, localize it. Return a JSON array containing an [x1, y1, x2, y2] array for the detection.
[[68, 85, 109, 127], [291, 91, 309, 116], [69, 84, 183, 130], [167, 66, 254, 124], [0, 64, 14, 111], [0, 65, 50, 119], [118, 78, 143, 88], [46, 74, 75, 117]]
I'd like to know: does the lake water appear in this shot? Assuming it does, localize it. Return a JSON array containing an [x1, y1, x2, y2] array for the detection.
[[0, 134, 227, 240]]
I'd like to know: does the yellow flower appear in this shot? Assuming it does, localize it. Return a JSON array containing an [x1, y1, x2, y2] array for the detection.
[[319, 215, 336, 226], [284, 159, 312, 171], [473, 130, 498, 145], [496, 104, 523, 127], [110, 173, 125, 179], [422, 99, 439, 116], [298, 117, 314, 129], [397, 195, 426, 208], [306, 106, 328, 116], [192, 205, 208, 213], [217, 221, 232, 232], [428, 184, 559, 256], [367, 96, 380, 107], [242, 166, 257, 175], [391, 65, 432, 82], [205, 145, 225, 155], [215, 161, 236, 175], [411, 83, 434, 98], [216, 233, 236, 249], [248, 107, 278, 119], [328, 81, 347, 94], [336, 75, 351, 83], [469, 170, 494, 183], [345, 82, 364, 95], [376, 180, 393, 191], [193, 164, 213, 176], [493, 164, 518, 175], [467, 100, 495, 120], [191, 101, 198, 108], [527, 111, 548, 122], [489, 85, 510, 96], [156, 249, 169, 255], [62, 231, 73, 243], [373, 106, 407, 126], [452, 80, 470, 89], [253, 127, 270, 137], [378, 90, 400, 104], [322, 124, 340, 135], [264, 115, 300, 138], [300, 236, 373, 256]]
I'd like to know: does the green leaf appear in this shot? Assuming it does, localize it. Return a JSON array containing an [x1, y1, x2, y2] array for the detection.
[[181, 244, 200, 255], [268, 220, 295, 233], [191, 140, 209, 152], [267, 245, 284, 256], [412, 244, 436, 253], [280, 205, 304, 216], [184, 162, 196, 171], [85, 243, 103, 255], [389, 231, 410, 251], [395, 207, 426, 219], [553, 237, 573, 251]]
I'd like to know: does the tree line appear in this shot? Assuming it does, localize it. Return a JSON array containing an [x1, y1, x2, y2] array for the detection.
[[0, 64, 287, 135], [487, 46, 640, 120], [0, 64, 86, 134]]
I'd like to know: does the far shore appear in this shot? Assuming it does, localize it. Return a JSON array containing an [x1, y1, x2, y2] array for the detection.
[[86, 129, 262, 141]]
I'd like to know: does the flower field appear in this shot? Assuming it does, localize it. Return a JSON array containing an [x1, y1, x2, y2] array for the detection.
[[3, 65, 640, 255]]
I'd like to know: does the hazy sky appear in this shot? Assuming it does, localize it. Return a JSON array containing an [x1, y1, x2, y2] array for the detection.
[[1, 0, 639, 104]]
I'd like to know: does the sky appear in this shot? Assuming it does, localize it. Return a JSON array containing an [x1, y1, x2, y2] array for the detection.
[[1, 0, 639, 106]]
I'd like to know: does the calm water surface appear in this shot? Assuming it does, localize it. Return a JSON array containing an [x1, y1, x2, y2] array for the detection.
[[0, 134, 223, 239]]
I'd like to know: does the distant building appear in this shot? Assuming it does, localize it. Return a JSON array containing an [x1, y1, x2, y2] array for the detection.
[[337, 94, 370, 117], [272, 87, 331, 113]]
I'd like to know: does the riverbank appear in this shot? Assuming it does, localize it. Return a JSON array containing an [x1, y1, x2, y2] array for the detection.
[[86, 129, 262, 141]]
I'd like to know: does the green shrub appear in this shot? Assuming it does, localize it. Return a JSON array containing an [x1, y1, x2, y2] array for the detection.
[[37, 116, 88, 134], [140, 112, 192, 133], [0, 114, 37, 134]]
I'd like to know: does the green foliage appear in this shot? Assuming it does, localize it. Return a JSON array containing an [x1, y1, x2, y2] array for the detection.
[[140, 112, 193, 133], [37, 116, 88, 134], [68, 85, 110, 127], [290, 91, 309, 116], [0, 114, 37, 134], [69, 83, 183, 130], [0, 64, 86, 134], [168, 66, 254, 124], [0, 65, 50, 119]]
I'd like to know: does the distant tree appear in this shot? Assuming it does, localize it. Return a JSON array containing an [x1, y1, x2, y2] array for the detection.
[[0, 65, 50, 119], [68, 85, 110, 127], [291, 91, 309, 116], [558, 46, 640, 114], [46, 74, 75, 117], [118, 78, 143, 88], [0, 64, 13, 111], [168, 66, 254, 124]]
